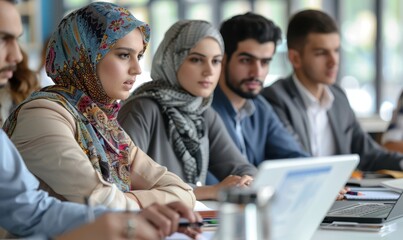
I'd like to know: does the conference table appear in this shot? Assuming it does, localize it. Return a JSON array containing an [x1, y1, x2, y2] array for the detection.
[[167, 201, 403, 240], [168, 217, 403, 240]]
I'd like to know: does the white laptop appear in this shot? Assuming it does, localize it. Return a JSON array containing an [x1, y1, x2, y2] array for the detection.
[[251, 154, 359, 240]]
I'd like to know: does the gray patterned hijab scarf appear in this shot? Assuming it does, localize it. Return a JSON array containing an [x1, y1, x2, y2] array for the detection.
[[126, 20, 224, 183]]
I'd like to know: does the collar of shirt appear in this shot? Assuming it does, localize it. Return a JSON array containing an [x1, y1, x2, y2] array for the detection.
[[292, 74, 334, 111], [235, 99, 256, 121]]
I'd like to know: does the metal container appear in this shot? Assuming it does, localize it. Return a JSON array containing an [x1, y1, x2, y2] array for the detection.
[[215, 186, 273, 240]]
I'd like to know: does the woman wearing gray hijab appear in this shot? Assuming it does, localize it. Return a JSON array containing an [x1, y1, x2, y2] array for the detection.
[[118, 20, 257, 200]]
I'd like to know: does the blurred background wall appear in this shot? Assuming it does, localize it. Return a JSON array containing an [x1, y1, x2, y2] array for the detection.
[[18, 0, 403, 133]]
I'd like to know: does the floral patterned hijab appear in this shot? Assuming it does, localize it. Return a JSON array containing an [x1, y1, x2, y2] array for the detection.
[[46, 1, 150, 108], [4, 2, 150, 192]]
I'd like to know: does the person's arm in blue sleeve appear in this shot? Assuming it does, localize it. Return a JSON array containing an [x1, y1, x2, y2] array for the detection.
[[0, 130, 201, 240], [0, 130, 107, 238]]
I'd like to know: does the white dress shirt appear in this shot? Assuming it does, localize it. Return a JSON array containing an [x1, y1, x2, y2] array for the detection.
[[293, 75, 336, 156]]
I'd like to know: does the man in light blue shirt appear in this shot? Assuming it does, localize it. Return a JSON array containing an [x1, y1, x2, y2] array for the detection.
[[0, 1, 109, 236], [0, 1, 201, 239]]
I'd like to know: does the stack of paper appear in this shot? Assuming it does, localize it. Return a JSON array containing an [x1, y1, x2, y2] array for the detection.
[[344, 187, 400, 200]]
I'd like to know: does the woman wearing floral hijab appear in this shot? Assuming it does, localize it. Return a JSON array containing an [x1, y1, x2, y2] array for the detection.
[[118, 20, 256, 200], [3, 2, 195, 210]]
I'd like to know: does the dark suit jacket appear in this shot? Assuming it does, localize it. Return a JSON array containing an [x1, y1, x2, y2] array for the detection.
[[261, 75, 403, 171]]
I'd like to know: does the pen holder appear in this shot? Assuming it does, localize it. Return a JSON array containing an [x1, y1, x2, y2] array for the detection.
[[216, 186, 273, 240]]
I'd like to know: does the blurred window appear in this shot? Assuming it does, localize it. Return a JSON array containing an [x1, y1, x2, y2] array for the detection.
[[60, 0, 402, 118]]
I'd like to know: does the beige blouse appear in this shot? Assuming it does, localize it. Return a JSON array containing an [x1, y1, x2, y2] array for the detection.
[[8, 99, 195, 210]]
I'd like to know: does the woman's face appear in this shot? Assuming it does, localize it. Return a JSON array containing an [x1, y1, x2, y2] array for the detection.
[[177, 37, 223, 98], [97, 28, 144, 100]]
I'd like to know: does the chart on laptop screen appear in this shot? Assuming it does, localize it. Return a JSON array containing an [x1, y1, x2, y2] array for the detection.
[[271, 166, 331, 239]]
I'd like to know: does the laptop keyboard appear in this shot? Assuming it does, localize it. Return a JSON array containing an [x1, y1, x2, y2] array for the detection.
[[329, 203, 392, 217]]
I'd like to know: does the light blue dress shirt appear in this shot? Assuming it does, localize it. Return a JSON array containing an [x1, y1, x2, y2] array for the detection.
[[0, 130, 107, 239]]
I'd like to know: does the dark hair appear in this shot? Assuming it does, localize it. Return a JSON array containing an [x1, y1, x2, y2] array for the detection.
[[287, 9, 338, 50], [220, 12, 282, 60], [9, 49, 40, 104]]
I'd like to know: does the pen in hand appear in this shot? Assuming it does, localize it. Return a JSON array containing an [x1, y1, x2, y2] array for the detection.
[[346, 191, 364, 196], [178, 218, 204, 228]]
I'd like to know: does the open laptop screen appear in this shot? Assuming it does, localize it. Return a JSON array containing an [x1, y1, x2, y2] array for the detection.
[[271, 166, 332, 239], [251, 155, 359, 240]]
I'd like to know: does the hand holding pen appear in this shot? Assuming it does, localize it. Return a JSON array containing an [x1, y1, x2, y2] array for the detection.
[[337, 187, 350, 200], [137, 201, 203, 239], [337, 187, 364, 200], [337, 187, 363, 200]]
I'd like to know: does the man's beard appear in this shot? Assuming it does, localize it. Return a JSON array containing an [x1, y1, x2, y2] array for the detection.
[[225, 67, 262, 99]]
